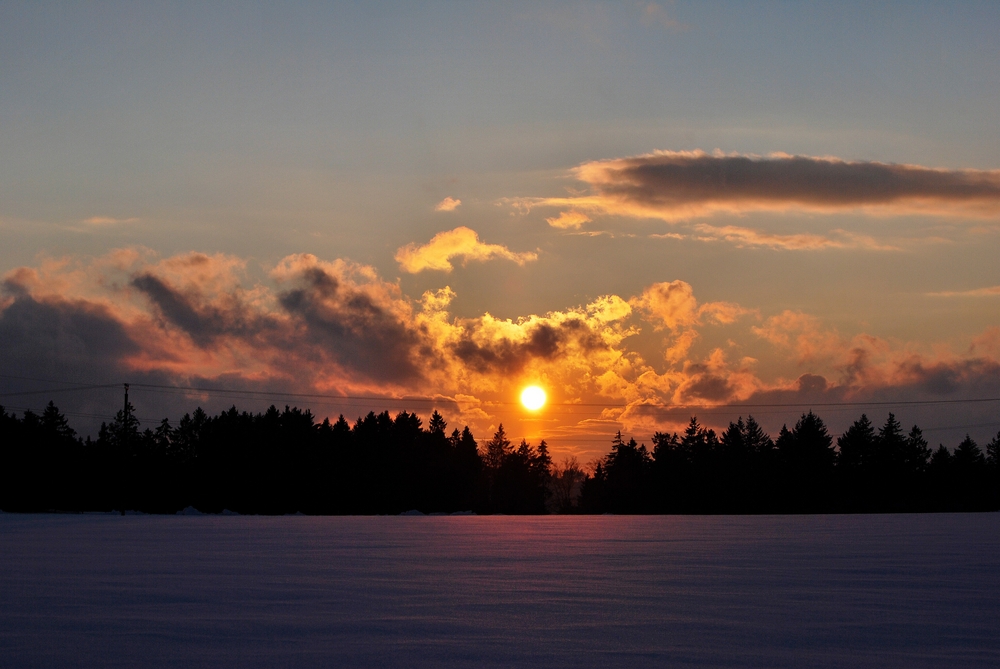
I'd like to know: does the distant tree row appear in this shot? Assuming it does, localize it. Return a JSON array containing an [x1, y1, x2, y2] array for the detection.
[[0, 402, 997, 514], [581, 412, 1000, 513], [0, 402, 549, 515]]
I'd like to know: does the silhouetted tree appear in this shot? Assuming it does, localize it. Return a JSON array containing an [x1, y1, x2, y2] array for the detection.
[[778, 411, 835, 512], [599, 432, 653, 513], [987, 431, 1000, 470], [903, 425, 932, 475], [838, 414, 875, 472], [987, 431, 1000, 508], [719, 415, 775, 512], [428, 410, 447, 436], [481, 430, 550, 514]]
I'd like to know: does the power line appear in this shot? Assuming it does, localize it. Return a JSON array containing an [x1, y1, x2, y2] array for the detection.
[[4, 374, 999, 441], [3, 373, 999, 409], [0, 404, 162, 424], [0, 384, 120, 398], [0, 373, 119, 386], [124, 381, 1000, 410]]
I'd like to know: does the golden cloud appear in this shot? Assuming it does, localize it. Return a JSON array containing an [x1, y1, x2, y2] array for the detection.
[[631, 280, 748, 331], [434, 197, 462, 212], [545, 210, 592, 230], [395, 227, 538, 273]]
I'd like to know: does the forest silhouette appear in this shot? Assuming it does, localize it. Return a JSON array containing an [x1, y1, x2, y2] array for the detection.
[[1, 401, 997, 514]]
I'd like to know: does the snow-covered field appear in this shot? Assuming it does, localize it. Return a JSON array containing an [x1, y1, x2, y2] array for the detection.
[[2, 513, 997, 668]]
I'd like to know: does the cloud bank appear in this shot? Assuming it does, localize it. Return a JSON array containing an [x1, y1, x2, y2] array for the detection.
[[514, 150, 1000, 249], [572, 150, 1000, 218], [2, 250, 998, 456], [395, 227, 538, 273]]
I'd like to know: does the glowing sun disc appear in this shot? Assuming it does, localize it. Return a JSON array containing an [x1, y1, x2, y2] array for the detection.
[[521, 385, 547, 411]]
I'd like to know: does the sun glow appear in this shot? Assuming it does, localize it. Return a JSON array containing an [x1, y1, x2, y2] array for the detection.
[[520, 385, 547, 411]]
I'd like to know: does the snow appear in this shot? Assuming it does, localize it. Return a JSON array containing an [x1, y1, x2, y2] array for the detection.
[[1, 513, 998, 668]]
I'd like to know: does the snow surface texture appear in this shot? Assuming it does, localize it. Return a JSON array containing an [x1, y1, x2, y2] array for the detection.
[[1, 514, 998, 668]]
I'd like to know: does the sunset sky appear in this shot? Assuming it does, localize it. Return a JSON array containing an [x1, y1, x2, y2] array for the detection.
[[2, 1, 999, 463]]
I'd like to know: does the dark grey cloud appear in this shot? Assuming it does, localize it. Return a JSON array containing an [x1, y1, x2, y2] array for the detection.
[[131, 273, 275, 347], [453, 318, 606, 374], [277, 266, 424, 383], [580, 151, 1000, 210], [0, 295, 138, 380]]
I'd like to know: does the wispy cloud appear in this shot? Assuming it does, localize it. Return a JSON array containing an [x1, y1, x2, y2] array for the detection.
[[395, 227, 538, 273], [83, 216, 139, 226], [641, 2, 688, 32], [689, 223, 898, 251], [635, 223, 893, 251], [434, 197, 462, 212], [546, 210, 592, 230], [927, 285, 1000, 297]]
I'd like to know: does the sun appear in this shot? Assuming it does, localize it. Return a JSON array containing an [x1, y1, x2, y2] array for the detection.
[[520, 385, 547, 411]]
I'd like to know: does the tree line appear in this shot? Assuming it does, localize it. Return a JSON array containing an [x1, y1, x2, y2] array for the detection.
[[0, 402, 997, 514], [581, 412, 998, 513]]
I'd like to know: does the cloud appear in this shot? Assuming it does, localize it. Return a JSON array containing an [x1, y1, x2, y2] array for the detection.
[[272, 254, 426, 383], [572, 150, 1000, 218], [927, 285, 1000, 297], [970, 327, 1000, 357], [0, 293, 139, 381], [395, 227, 538, 273], [434, 197, 461, 212], [631, 280, 748, 331], [0, 251, 645, 439], [83, 216, 139, 226], [752, 310, 845, 365], [641, 2, 688, 31], [631, 281, 700, 330], [450, 307, 622, 376], [3, 250, 999, 458], [748, 309, 1000, 402], [546, 210, 591, 230], [689, 224, 898, 251]]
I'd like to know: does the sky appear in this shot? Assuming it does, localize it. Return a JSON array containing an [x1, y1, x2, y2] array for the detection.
[[2, 1, 999, 463]]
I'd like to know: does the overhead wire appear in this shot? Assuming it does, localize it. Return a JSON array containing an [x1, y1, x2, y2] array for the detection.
[[2, 374, 997, 443], [3, 373, 999, 410]]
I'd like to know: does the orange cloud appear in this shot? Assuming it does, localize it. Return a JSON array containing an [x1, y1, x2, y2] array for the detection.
[[545, 210, 591, 230], [752, 310, 845, 365], [631, 280, 747, 331], [690, 224, 898, 251], [395, 227, 538, 273], [83, 216, 139, 226], [434, 197, 462, 212], [3, 250, 999, 461], [927, 285, 1000, 297]]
